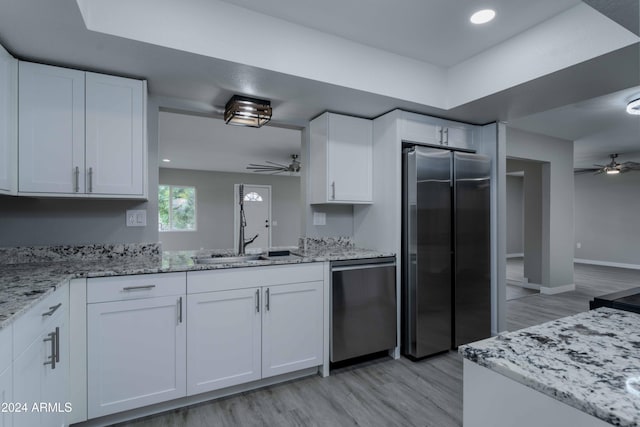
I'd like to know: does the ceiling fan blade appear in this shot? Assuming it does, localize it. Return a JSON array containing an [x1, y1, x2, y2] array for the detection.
[[574, 168, 600, 174], [621, 161, 640, 168], [247, 163, 283, 168], [265, 160, 288, 167], [246, 165, 286, 172]]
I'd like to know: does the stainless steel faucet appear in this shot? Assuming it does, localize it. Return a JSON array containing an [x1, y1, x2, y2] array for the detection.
[[238, 184, 259, 255]]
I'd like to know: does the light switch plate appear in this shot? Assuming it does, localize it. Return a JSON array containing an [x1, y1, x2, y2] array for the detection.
[[313, 212, 326, 226], [126, 209, 147, 227]]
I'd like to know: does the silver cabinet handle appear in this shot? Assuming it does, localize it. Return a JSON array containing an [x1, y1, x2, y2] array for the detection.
[[444, 128, 449, 146], [256, 289, 260, 313], [177, 297, 183, 324], [88, 167, 93, 193], [74, 166, 80, 192], [265, 288, 270, 311], [54, 327, 60, 364], [439, 127, 444, 144], [43, 328, 58, 369], [42, 303, 62, 317], [122, 285, 156, 291], [331, 181, 335, 200]]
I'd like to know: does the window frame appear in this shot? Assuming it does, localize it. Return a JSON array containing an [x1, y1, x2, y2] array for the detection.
[[158, 184, 198, 232]]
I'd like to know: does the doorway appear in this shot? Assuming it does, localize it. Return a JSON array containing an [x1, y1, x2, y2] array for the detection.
[[234, 184, 272, 252]]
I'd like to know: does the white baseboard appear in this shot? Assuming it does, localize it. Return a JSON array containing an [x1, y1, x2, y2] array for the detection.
[[506, 253, 524, 259], [574, 258, 640, 271], [520, 281, 575, 295]]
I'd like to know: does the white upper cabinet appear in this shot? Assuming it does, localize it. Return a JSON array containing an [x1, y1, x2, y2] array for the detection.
[[0, 44, 17, 195], [400, 111, 475, 151], [18, 61, 147, 199], [309, 112, 373, 204], [18, 62, 85, 195], [85, 72, 145, 196]]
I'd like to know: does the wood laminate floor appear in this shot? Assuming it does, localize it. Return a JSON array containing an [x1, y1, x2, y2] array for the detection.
[[115, 262, 640, 427]]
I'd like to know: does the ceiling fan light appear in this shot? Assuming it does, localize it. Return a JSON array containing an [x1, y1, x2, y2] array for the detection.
[[224, 95, 272, 128], [627, 98, 640, 115], [606, 168, 620, 175]]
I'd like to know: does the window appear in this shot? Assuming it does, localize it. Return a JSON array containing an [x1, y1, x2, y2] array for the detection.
[[243, 191, 263, 202], [158, 185, 197, 231]]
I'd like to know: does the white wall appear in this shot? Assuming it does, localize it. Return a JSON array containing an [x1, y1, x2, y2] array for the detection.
[[507, 159, 544, 284], [159, 168, 300, 251], [575, 171, 640, 267], [506, 175, 524, 255], [506, 127, 574, 289]]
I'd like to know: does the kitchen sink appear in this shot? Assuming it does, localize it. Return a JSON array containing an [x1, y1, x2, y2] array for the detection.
[[192, 254, 263, 264], [192, 251, 303, 265]]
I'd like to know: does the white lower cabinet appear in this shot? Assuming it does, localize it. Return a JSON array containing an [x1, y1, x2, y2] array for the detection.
[[187, 288, 262, 395], [82, 265, 324, 420], [87, 295, 186, 418], [12, 287, 68, 427], [0, 364, 12, 427], [262, 281, 323, 378], [186, 264, 325, 396]]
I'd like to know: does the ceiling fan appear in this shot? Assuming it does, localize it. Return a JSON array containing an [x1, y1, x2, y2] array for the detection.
[[247, 154, 302, 174], [574, 153, 640, 175]]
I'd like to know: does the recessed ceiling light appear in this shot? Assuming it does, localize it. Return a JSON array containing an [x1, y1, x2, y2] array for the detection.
[[162, 158, 171, 163], [627, 98, 640, 115], [470, 9, 496, 25]]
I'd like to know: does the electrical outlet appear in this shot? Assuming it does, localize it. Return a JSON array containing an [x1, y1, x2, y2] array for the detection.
[[576, 242, 581, 249], [126, 209, 147, 227]]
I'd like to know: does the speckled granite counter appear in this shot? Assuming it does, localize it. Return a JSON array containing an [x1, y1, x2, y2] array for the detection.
[[460, 308, 640, 427], [0, 239, 394, 330]]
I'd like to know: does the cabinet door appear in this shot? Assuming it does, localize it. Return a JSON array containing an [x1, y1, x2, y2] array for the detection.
[[400, 112, 442, 146], [85, 72, 145, 196], [0, 44, 17, 195], [187, 288, 261, 395], [41, 316, 68, 427], [327, 114, 372, 202], [87, 296, 186, 418], [13, 308, 67, 427], [12, 336, 41, 427], [443, 123, 474, 150], [0, 365, 12, 427], [262, 281, 323, 378], [18, 62, 85, 194]]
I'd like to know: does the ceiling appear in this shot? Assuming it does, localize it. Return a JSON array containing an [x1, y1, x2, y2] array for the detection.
[[0, 0, 638, 172], [216, 0, 581, 67]]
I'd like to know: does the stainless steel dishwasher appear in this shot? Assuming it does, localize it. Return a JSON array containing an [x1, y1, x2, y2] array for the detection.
[[331, 256, 397, 363]]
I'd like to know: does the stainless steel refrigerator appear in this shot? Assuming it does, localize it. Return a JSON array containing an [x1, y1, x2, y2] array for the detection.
[[402, 145, 491, 359]]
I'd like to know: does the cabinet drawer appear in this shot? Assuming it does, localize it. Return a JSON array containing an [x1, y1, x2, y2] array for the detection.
[[87, 272, 186, 303], [13, 284, 68, 359], [188, 263, 324, 294]]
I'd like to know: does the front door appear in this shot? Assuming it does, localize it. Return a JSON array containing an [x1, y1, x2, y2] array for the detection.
[[234, 184, 271, 252]]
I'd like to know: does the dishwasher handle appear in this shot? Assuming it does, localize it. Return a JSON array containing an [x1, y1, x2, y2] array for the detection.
[[331, 262, 395, 272]]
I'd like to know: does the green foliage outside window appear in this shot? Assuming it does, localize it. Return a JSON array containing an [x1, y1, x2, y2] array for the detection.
[[158, 185, 197, 232]]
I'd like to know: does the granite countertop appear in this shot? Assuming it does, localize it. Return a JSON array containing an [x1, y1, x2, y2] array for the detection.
[[0, 240, 394, 330], [460, 308, 640, 427]]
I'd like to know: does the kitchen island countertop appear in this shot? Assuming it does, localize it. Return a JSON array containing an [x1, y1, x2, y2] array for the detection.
[[460, 307, 640, 427]]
